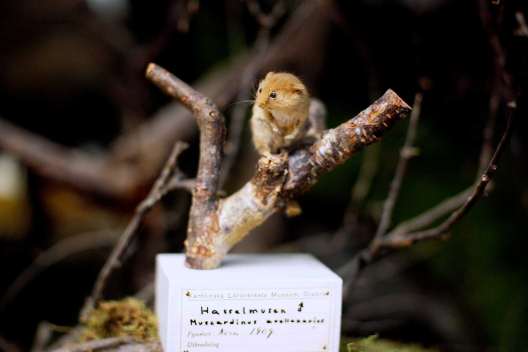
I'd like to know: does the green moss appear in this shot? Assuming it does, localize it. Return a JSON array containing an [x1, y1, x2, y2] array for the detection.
[[81, 298, 158, 342], [341, 335, 437, 352]]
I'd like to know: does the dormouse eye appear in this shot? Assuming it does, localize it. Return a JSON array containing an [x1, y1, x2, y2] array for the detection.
[[258, 88, 262, 94], [269, 91, 277, 99]]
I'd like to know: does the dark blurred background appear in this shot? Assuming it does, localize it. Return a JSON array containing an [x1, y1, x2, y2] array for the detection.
[[0, 0, 526, 351]]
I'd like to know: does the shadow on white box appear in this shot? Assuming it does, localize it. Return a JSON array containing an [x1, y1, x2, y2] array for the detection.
[[156, 254, 342, 352]]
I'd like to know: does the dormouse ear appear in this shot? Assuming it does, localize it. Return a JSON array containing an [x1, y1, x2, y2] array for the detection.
[[265, 71, 275, 79]]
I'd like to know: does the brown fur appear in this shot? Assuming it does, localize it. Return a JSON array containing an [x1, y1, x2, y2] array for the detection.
[[251, 72, 310, 155]]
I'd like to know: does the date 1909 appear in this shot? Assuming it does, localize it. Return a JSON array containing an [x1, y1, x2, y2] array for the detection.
[[249, 327, 274, 339]]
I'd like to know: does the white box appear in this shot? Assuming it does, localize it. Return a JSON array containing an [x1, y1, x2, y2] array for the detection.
[[156, 254, 342, 352]]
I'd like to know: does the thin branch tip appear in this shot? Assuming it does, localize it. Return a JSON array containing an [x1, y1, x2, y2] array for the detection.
[[385, 89, 412, 110], [145, 62, 157, 78]]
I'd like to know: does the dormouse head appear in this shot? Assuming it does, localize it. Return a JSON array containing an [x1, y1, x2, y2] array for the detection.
[[255, 72, 310, 114]]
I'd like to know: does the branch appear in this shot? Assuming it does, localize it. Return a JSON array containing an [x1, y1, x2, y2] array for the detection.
[[80, 141, 190, 321], [213, 90, 410, 269], [283, 90, 410, 196], [0, 119, 132, 198], [387, 188, 472, 237], [146, 64, 411, 269], [146, 63, 225, 269]]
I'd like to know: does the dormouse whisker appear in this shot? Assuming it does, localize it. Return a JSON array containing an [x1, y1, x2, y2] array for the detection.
[[227, 100, 256, 109]]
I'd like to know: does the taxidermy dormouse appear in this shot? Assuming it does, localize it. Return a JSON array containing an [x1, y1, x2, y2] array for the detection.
[[250, 72, 313, 217], [250, 72, 311, 156]]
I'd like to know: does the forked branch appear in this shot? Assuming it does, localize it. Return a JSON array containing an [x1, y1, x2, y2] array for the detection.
[[146, 64, 411, 269]]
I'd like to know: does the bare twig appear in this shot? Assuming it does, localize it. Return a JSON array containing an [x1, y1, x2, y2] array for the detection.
[[373, 92, 422, 241], [46, 328, 84, 352], [387, 188, 472, 237], [114, 341, 161, 352], [0, 118, 131, 198], [478, 0, 514, 103], [32, 322, 53, 352], [479, 87, 499, 173], [246, 0, 287, 29], [136, 142, 193, 212], [379, 104, 514, 249], [514, 11, 528, 37], [134, 282, 155, 307], [80, 141, 190, 321], [48, 330, 161, 352], [50, 337, 134, 352]]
